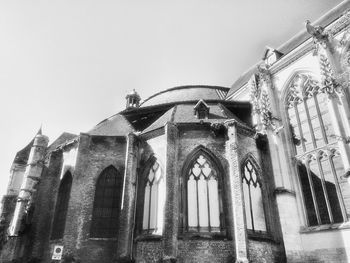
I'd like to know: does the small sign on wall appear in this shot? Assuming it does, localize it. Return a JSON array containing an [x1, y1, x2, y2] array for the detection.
[[52, 245, 64, 260]]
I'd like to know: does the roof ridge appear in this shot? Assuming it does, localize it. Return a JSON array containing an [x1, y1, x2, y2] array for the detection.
[[170, 105, 177, 123], [141, 85, 229, 106]]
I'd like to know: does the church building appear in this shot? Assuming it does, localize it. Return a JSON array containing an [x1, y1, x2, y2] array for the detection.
[[1, 1, 350, 262]]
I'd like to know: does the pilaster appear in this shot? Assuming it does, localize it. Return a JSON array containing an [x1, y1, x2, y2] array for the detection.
[[162, 122, 179, 263], [225, 120, 249, 263], [116, 133, 139, 263]]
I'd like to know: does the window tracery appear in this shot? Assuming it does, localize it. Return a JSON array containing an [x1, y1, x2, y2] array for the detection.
[[184, 151, 223, 233], [286, 73, 346, 226], [142, 160, 165, 235], [242, 158, 266, 232], [90, 166, 122, 238]]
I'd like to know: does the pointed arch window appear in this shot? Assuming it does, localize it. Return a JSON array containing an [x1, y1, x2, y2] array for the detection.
[[183, 150, 224, 233], [242, 158, 266, 232], [285, 73, 347, 226], [51, 171, 72, 240], [142, 160, 165, 235], [90, 166, 123, 238]]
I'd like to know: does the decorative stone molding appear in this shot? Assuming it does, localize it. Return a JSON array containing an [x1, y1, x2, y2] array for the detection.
[[248, 66, 284, 136]]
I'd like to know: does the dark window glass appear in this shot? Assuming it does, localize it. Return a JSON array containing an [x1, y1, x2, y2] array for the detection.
[[51, 171, 73, 240], [90, 166, 122, 238], [286, 74, 345, 226]]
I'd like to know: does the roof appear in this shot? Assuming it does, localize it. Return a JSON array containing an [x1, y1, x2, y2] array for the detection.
[[141, 85, 229, 107], [13, 139, 34, 165], [13, 128, 43, 165], [226, 1, 350, 98], [226, 65, 259, 98], [48, 132, 78, 152], [142, 101, 251, 134], [88, 114, 135, 136]]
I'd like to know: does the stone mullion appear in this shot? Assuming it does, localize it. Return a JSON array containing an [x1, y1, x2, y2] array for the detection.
[[326, 96, 350, 175], [303, 98, 317, 148], [162, 122, 179, 263], [337, 91, 350, 136], [313, 95, 328, 144], [328, 156, 348, 221], [225, 121, 249, 263], [316, 158, 333, 223], [305, 160, 322, 225], [116, 133, 139, 263], [294, 104, 306, 152]]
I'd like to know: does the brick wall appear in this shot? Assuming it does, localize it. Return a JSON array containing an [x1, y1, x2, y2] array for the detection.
[[44, 134, 127, 262]]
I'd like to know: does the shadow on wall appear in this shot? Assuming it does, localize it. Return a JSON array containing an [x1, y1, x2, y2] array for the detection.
[[3, 253, 81, 263]]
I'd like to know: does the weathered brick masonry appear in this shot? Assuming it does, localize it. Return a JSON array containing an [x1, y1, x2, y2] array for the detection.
[[2, 3, 350, 262]]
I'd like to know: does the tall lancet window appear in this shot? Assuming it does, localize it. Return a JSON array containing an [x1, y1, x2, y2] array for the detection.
[[90, 166, 122, 238], [242, 158, 266, 232], [51, 171, 72, 240], [142, 160, 165, 235], [185, 152, 222, 233]]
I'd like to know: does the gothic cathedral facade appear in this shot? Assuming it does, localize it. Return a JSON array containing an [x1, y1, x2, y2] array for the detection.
[[2, 2, 350, 263]]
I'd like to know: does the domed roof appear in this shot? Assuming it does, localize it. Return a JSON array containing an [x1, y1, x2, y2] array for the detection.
[[141, 85, 229, 107]]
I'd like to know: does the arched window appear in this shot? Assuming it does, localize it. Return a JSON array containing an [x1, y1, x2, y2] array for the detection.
[[285, 73, 346, 226], [142, 160, 165, 235], [90, 166, 123, 238], [242, 158, 266, 232], [183, 149, 224, 233], [51, 171, 72, 240]]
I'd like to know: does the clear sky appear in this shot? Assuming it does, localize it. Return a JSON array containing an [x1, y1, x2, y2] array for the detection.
[[0, 0, 343, 198]]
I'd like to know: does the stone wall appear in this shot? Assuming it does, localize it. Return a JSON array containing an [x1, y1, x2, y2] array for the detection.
[[44, 134, 127, 263]]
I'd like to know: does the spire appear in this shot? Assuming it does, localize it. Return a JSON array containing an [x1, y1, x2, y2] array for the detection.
[[37, 124, 42, 135]]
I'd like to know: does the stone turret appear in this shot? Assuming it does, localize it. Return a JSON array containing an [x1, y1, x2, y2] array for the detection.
[[125, 89, 141, 109], [8, 129, 49, 236]]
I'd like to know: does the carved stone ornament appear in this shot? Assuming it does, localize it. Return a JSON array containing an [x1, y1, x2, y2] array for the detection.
[[319, 53, 345, 96], [257, 64, 272, 86], [248, 67, 283, 136], [306, 20, 350, 94]]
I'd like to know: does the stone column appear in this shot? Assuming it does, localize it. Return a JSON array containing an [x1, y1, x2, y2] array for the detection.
[[9, 132, 49, 237], [162, 122, 179, 263], [225, 120, 249, 263], [116, 133, 139, 263]]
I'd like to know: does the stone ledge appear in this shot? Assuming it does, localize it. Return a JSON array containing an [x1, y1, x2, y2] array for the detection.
[[273, 187, 296, 196], [300, 221, 350, 233]]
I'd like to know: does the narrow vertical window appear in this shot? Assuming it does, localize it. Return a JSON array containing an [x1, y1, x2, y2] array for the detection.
[[186, 153, 222, 233], [142, 160, 165, 235], [242, 159, 266, 232], [51, 171, 72, 240], [90, 166, 122, 238]]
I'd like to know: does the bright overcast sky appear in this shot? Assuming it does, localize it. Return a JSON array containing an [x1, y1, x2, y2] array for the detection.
[[0, 0, 343, 198]]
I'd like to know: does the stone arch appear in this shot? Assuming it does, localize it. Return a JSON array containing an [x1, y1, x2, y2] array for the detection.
[[180, 145, 226, 234], [51, 170, 73, 240], [90, 165, 123, 238]]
